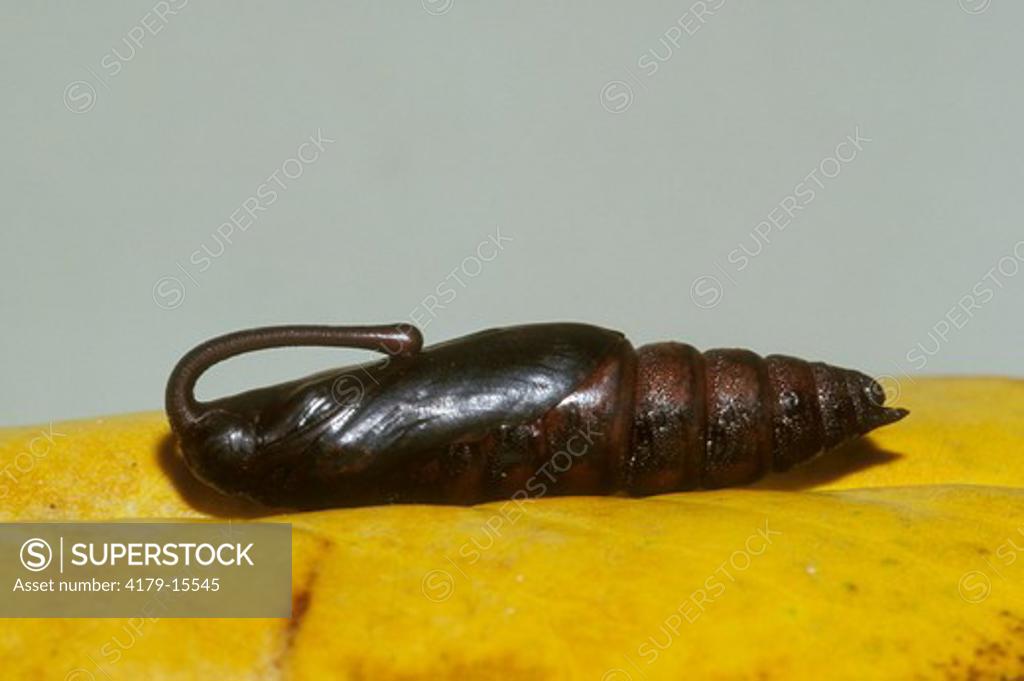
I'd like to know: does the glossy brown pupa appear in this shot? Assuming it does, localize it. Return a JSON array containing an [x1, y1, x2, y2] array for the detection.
[[166, 323, 907, 508]]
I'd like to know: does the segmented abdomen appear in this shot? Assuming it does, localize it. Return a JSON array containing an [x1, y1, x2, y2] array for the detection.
[[629, 343, 902, 495], [386, 341, 904, 504]]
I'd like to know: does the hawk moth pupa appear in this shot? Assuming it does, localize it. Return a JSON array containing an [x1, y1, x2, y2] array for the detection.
[[165, 323, 908, 508]]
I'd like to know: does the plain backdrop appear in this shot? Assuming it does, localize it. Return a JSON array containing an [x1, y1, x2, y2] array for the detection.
[[2, 1, 1022, 426]]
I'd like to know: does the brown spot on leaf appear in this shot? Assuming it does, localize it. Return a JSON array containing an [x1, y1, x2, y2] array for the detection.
[[930, 610, 1024, 680], [269, 535, 333, 674], [344, 653, 554, 680]]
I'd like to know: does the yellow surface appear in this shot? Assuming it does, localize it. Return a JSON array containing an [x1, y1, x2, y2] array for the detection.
[[0, 377, 1022, 680]]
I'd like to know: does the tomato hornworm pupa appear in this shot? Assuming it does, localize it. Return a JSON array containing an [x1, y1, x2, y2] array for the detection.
[[165, 323, 908, 509]]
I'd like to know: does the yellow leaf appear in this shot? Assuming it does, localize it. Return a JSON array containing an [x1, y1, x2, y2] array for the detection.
[[0, 377, 1022, 680]]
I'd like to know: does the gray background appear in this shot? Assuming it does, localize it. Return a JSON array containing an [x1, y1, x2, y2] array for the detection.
[[2, 1, 1021, 427]]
